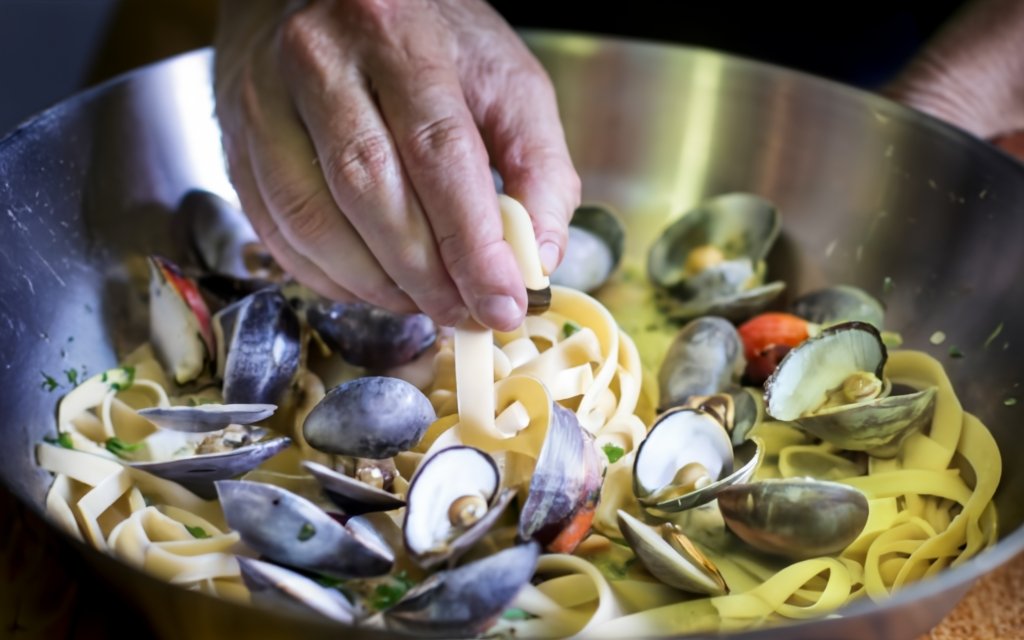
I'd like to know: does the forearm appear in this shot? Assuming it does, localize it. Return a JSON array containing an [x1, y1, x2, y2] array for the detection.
[[887, 0, 1024, 139]]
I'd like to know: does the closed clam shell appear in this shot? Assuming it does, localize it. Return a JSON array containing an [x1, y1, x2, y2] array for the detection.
[[305, 300, 436, 371], [550, 204, 625, 293], [237, 557, 360, 624], [717, 478, 869, 559], [219, 289, 301, 405], [657, 316, 746, 411], [302, 376, 435, 459], [790, 285, 885, 328], [384, 543, 541, 638], [216, 480, 393, 579]]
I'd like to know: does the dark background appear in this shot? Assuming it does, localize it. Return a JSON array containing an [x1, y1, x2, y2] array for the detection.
[[0, 0, 965, 139]]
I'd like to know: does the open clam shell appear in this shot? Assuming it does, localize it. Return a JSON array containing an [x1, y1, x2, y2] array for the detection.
[[217, 480, 394, 579], [303, 376, 435, 459], [137, 403, 276, 433], [305, 300, 437, 371], [550, 204, 625, 293], [384, 542, 541, 638], [658, 316, 746, 411], [148, 255, 214, 385], [765, 321, 936, 456], [633, 409, 762, 514], [617, 509, 727, 595], [303, 460, 405, 515], [648, 193, 783, 322], [717, 478, 869, 560], [237, 556, 361, 624], [216, 289, 301, 405], [403, 446, 512, 569], [130, 434, 290, 499], [518, 403, 603, 553]]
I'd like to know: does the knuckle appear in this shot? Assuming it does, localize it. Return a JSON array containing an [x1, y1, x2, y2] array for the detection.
[[276, 9, 322, 70], [322, 131, 394, 201], [272, 188, 334, 242], [438, 232, 502, 283], [403, 115, 480, 170]]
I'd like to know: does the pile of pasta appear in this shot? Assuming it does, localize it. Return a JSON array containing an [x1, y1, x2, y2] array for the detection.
[[36, 197, 1002, 638]]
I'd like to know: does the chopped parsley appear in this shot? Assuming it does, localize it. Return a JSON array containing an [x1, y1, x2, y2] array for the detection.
[[562, 321, 582, 338], [314, 574, 346, 589], [40, 372, 59, 392], [1004, 398, 1018, 407], [501, 608, 537, 621], [64, 367, 80, 386], [882, 276, 895, 295], [185, 525, 210, 539], [602, 443, 625, 464], [948, 346, 965, 359], [105, 366, 136, 391], [984, 322, 1004, 350], [44, 432, 74, 449], [369, 572, 415, 611], [105, 437, 144, 458], [298, 522, 316, 541]]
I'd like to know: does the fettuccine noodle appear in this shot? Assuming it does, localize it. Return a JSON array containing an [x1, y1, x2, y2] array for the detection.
[[35, 194, 1001, 637]]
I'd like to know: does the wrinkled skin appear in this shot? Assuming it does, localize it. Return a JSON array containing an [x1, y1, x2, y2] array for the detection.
[[885, 0, 1024, 155], [214, 0, 580, 332]]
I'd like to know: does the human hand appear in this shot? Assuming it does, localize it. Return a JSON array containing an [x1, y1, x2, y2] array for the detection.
[[883, 0, 1024, 158], [213, 0, 580, 331]]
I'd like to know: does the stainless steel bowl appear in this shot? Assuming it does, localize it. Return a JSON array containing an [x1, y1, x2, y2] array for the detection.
[[1, 31, 1021, 639]]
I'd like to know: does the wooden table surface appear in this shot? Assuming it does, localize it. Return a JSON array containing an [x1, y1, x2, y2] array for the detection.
[[3, 487, 1022, 639]]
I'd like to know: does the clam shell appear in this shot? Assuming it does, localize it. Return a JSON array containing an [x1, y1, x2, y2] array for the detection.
[[384, 543, 540, 638], [634, 409, 763, 514], [130, 436, 291, 499], [517, 403, 603, 553], [658, 316, 746, 411], [305, 301, 436, 371], [550, 204, 625, 293], [217, 480, 394, 579], [179, 189, 263, 279], [137, 403, 276, 433], [237, 556, 360, 624], [219, 289, 301, 405], [765, 321, 935, 456], [648, 193, 783, 321], [617, 510, 727, 595], [148, 255, 213, 385], [403, 446, 511, 568], [717, 478, 869, 559], [302, 460, 405, 515], [303, 376, 435, 459], [790, 285, 885, 328]]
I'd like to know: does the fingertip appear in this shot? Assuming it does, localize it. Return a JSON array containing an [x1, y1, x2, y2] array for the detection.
[[474, 294, 525, 332]]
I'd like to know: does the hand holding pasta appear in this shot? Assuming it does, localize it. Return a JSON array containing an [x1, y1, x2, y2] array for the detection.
[[212, 0, 581, 332]]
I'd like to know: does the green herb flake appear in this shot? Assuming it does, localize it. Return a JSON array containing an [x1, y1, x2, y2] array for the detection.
[[984, 322, 1005, 350], [882, 276, 895, 295], [562, 321, 582, 338], [45, 432, 74, 449], [297, 522, 316, 541], [501, 608, 537, 621], [314, 574, 345, 589], [107, 366, 136, 392], [880, 331, 904, 348], [64, 368, 79, 386], [948, 346, 965, 359], [185, 525, 210, 539], [369, 571, 415, 611], [602, 443, 625, 464], [40, 372, 59, 392], [105, 437, 144, 459], [1004, 397, 1018, 407]]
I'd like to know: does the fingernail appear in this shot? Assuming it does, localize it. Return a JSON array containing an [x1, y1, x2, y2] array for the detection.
[[476, 295, 523, 330], [539, 242, 561, 275]]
